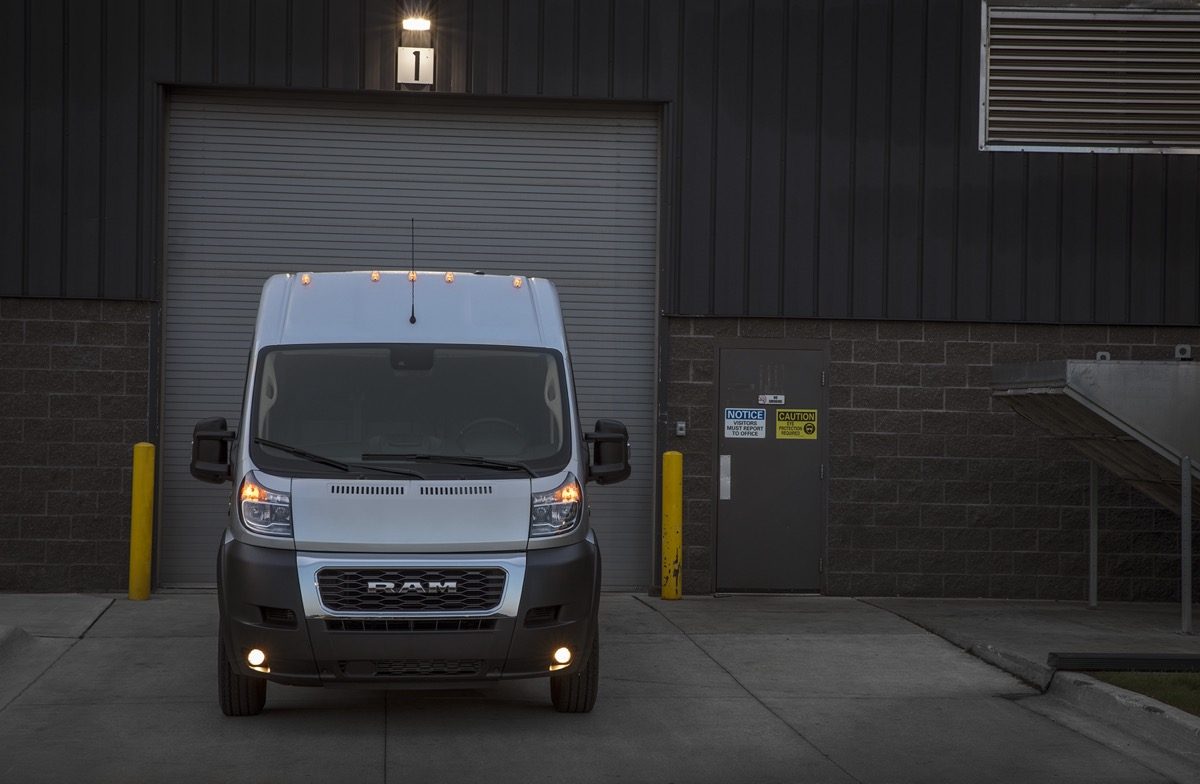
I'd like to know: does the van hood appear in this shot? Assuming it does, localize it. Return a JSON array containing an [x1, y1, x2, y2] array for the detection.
[[289, 477, 531, 552]]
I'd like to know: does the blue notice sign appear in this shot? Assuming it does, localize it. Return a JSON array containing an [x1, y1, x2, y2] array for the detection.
[[724, 407, 767, 439]]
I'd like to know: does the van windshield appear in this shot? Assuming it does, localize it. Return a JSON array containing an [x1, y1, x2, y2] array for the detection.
[[249, 344, 571, 478]]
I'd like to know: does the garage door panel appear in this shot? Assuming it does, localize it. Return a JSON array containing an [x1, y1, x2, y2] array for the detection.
[[167, 239, 659, 257], [169, 121, 658, 146], [167, 175, 657, 198], [167, 114, 659, 136], [168, 231, 660, 248], [168, 207, 660, 228], [170, 151, 660, 172], [161, 92, 658, 590]]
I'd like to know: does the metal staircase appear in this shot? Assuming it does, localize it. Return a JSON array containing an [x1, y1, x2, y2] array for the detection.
[[992, 357, 1198, 635]]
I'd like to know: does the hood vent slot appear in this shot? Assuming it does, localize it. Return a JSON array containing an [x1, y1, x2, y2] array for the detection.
[[419, 485, 493, 496], [330, 485, 404, 495]]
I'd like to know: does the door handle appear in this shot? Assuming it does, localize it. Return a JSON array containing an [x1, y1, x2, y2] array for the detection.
[[719, 454, 731, 500]]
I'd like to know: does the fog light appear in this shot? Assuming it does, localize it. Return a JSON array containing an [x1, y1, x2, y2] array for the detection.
[[553, 647, 572, 665], [247, 648, 266, 667]]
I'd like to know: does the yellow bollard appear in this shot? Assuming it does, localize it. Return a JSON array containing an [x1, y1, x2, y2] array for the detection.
[[661, 451, 683, 599], [128, 442, 156, 601]]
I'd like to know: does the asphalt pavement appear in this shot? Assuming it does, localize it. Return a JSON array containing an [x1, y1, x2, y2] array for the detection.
[[0, 593, 1187, 784]]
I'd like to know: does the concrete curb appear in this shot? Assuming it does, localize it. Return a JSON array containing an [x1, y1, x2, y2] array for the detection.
[[1048, 672, 1200, 768], [960, 640, 1054, 691], [864, 598, 1200, 773], [859, 599, 1054, 689]]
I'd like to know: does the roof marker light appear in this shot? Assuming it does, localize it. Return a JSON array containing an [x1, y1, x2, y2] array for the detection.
[[370, 270, 381, 282], [445, 272, 455, 284], [300, 274, 312, 286], [408, 271, 417, 282], [513, 277, 523, 289]]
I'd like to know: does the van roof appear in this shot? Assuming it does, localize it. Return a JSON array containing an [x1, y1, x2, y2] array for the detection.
[[251, 270, 567, 352]]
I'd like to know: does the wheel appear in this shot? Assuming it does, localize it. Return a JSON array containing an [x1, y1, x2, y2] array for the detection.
[[218, 636, 266, 716], [550, 632, 599, 713]]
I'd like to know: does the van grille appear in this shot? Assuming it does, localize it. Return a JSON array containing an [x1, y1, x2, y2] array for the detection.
[[325, 618, 498, 632], [338, 659, 484, 677], [316, 568, 506, 612]]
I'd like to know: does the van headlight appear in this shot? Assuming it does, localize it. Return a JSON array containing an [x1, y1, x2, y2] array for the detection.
[[239, 471, 293, 537], [530, 473, 582, 538]]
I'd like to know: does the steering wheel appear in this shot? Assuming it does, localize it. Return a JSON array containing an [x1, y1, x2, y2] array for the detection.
[[456, 418, 525, 454]]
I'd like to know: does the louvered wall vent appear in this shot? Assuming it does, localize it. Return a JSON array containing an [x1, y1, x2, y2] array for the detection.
[[981, 5, 1200, 153]]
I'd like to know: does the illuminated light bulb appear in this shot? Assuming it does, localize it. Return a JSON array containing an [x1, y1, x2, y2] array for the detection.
[[402, 17, 431, 31], [513, 277, 523, 288], [240, 481, 262, 502], [553, 647, 572, 665], [247, 648, 266, 667], [300, 273, 312, 286], [445, 272, 455, 284], [408, 271, 417, 282], [370, 271, 381, 282]]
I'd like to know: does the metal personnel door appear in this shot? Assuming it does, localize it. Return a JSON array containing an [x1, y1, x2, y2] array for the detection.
[[716, 346, 826, 592]]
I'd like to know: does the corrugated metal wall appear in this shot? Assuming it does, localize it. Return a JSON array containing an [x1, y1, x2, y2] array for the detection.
[[2, 0, 1198, 324]]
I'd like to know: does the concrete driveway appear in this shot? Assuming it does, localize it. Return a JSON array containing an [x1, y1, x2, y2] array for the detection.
[[0, 594, 1175, 784]]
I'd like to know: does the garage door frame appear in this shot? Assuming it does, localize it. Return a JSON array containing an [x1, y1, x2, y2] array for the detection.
[[152, 86, 667, 591]]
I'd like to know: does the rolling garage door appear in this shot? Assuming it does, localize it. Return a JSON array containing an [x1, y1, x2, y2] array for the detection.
[[160, 90, 658, 589]]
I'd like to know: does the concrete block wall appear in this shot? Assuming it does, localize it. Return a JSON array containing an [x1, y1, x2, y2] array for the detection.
[[666, 317, 1200, 600], [0, 298, 153, 591]]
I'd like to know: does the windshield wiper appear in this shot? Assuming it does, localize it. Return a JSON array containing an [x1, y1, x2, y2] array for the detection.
[[256, 437, 351, 471], [361, 452, 535, 477], [255, 438, 424, 478]]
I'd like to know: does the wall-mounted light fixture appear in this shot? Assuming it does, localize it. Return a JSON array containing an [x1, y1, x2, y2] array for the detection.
[[398, 13, 434, 86]]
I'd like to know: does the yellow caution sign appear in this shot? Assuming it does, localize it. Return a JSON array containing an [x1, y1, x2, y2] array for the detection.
[[776, 409, 818, 440]]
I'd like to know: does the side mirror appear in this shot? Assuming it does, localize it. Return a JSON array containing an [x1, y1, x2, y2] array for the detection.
[[190, 417, 235, 484], [584, 419, 631, 485]]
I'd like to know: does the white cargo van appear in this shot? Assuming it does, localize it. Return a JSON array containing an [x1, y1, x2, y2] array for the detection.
[[189, 270, 630, 716]]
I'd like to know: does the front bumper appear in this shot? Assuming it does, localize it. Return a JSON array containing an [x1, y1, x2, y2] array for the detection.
[[217, 534, 600, 687]]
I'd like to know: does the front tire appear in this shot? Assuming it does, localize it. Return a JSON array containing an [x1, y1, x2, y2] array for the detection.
[[550, 631, 599, 713], [218, 637, 267, 716]]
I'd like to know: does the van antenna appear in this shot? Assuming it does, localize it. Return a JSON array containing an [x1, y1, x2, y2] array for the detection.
[[408, 218, 417, 324]]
